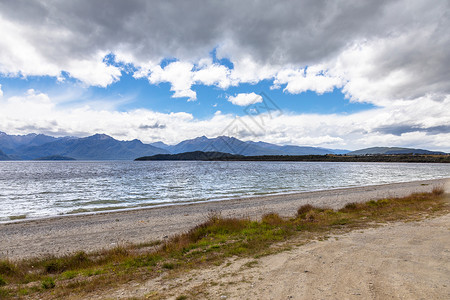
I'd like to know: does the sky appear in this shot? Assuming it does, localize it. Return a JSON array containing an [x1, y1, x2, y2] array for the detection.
[[0, 0, 449, 151]]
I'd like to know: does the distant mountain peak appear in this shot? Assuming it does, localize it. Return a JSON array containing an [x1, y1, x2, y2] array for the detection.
[[87, 133, 114, 140], [150, 141, 169, 148], [193, 135, 209, 141], [126, 139, 144, 145], [216, 135, 237, 141]]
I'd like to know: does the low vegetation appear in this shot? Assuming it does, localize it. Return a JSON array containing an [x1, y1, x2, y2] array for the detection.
[[135, 151, 450, 163], [0, 188, 447, 299]]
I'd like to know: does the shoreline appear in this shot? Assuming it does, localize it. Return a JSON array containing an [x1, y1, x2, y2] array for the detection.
[[3, 177, 449, 225], [1, 178, 448, 260]]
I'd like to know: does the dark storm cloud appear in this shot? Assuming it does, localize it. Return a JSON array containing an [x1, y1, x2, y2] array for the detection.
[[139, 123, 166, 130], [375, 124, 450, 136], [0, 0, 436, 64], [0, 0, 449, 99]]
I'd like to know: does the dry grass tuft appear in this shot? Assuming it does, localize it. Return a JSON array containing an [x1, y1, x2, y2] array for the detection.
[[432, 186, 444, 196], [261, 213, 284, 226], [297, 204, 314, 217]]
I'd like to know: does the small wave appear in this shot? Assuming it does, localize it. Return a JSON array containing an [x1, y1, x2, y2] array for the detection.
[[67, 208, 91, 214], [66, 205, 131, 214], [83, 199, 125, 205]]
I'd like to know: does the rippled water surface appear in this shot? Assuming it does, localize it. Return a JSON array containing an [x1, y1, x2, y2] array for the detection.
[[0, 161, 449, 221]]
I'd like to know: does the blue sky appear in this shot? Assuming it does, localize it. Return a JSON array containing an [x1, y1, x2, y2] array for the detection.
[[0, 1, 449, 151], [0, 67, 375, 119]]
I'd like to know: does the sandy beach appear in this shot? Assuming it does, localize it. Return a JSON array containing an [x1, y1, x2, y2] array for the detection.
[[1, 178, 448, 260]]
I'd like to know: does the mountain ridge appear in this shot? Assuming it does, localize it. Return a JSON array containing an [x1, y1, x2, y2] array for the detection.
[[0, 149, 10, 160], [0, 131, 447, 160], [348, 147, 446, 155]]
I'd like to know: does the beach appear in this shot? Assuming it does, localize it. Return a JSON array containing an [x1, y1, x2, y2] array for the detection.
[[1, 178, 448, 260], [109, 213, 449, 299]]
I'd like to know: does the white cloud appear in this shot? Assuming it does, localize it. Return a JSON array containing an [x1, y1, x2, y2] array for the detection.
[[64, 53, 122, 87], [140, 59, 233, 100], [273, 65, 344, 94], [0, 84, 3, 98], [0, 17, 121, 87], [193, 63, 231, 89], [147, 61, 197, 100], [0, 91, 449, 151], [228, 93, 263, 106], [228, 56, 278, 84]]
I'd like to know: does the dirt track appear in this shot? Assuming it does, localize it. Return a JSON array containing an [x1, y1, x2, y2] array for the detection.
[[108, 213, 450, 300]]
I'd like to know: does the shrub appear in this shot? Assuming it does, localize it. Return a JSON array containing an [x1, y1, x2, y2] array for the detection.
[[0, 260, 17, 276], [367, 200, 377, 207], [297, 204, 314, 218], [261, 213, 284, 226], [340, 202, 358, 211], [432, 187, 444, 196], [43, 260, 63, 274], [331, 218, 350, 226], [0, 275, 6, 286], [41, 277, 55, 289], [0, 287, 10, 297], [162, 263, 175, 270], [61, 270, 78, 280], [44, 251, 92, 274], [377, 199, 390, 206]]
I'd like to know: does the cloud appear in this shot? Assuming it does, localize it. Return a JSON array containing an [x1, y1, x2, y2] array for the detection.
[[0, 84, 3, 97], [228, 93, 263, 106], [0, 1, 449, 151], [374, 124, 450, 136], [0, 0, 448, 103], [139, 122, 166, 130], [141, 59, 232, 100], [1, 90, 449, 151], [0, 16, 121, 87], [273, 65, 344, 94]]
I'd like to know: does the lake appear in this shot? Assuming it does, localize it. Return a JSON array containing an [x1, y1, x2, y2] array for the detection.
[[0, 161, 449, 221]]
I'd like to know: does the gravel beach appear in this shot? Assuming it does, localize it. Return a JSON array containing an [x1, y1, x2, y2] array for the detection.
[[1, 178, 448, 260]]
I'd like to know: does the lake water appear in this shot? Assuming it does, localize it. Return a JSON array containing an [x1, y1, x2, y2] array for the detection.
[[0, 161, 449, 222]]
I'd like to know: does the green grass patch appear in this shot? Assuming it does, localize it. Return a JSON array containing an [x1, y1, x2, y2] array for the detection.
[[0, 260, 17, 277], [0, 275, 6, 286], [41, 277, 55, 289], [0, 188, 447, 299], [8, 214, 27, 221], [61, 270, 78, 280]]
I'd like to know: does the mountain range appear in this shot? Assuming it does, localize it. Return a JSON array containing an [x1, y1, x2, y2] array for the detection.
[[0, 131, 446, 160], [149, 136, 346, 156], [0, 132, 169, 160], [347, 147, 446, 155]]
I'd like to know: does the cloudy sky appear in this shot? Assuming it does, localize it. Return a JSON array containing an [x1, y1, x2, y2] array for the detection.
[[0, 0, 449, 151]]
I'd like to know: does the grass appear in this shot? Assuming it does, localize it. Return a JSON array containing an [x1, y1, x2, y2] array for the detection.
[[41, 277, 55, 290], [0, 188, 447, 299], [0, 275, 6, 286], [8, 215, 27, 221]]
